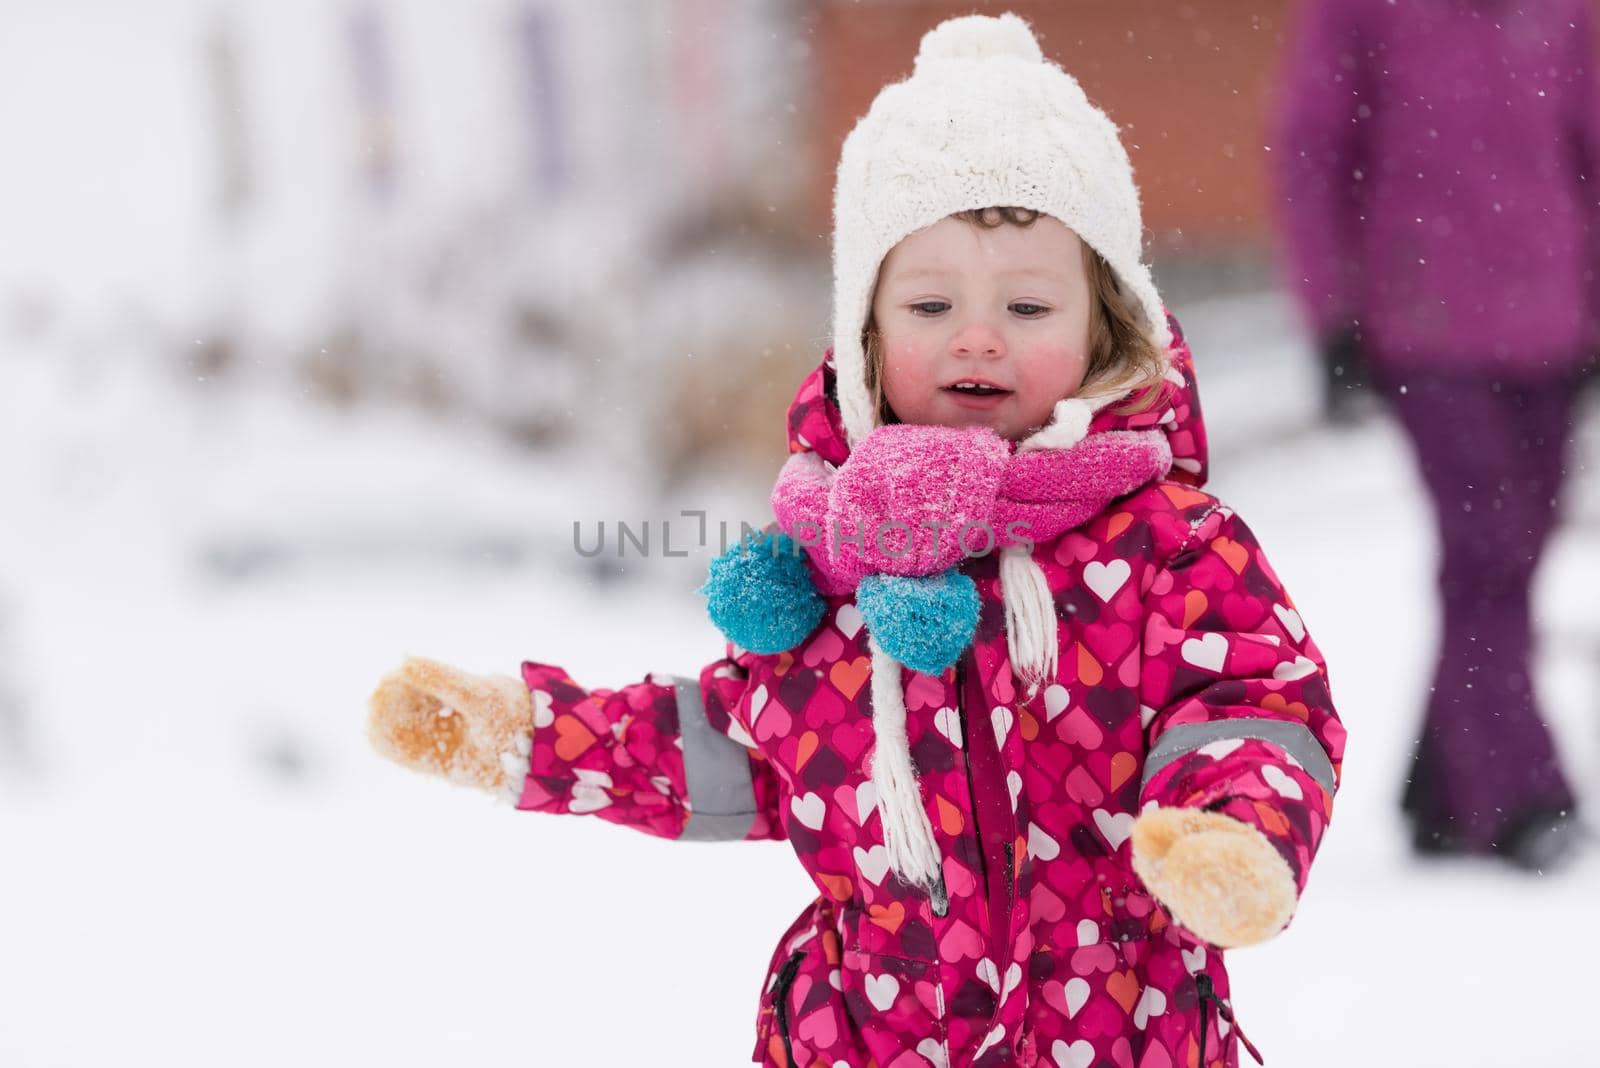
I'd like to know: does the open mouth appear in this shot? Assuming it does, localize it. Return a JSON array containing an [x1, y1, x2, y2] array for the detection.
[[943, 380, 1011, 397]]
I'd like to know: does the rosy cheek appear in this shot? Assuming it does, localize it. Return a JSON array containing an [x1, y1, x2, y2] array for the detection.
[[1064, 344, 1094, 381], [886, 336, 923, 362], [883, 342, 933, 388]]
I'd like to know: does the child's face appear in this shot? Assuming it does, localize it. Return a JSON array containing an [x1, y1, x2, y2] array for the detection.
[[871, 214, 1093, 441]]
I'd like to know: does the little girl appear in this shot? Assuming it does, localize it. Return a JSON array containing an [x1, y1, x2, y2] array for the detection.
[[369, 14, 1345, 1067]]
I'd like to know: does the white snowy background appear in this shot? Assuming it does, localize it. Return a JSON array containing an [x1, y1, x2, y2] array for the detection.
[[2, 3, 1597, 1066]]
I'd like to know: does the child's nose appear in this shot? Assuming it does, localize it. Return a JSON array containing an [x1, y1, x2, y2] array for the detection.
[[949, 318, 1006, 359]]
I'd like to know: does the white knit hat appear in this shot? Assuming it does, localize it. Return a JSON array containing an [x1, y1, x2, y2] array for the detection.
[[829, 13, 1174, 899], [830, 11, 1172, 448]]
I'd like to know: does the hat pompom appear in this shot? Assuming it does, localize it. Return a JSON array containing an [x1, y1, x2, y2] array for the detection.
[[700, 530, 825, 655], [915, 13, 1043, 68]]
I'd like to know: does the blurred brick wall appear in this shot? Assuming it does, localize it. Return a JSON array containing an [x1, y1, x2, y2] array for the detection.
[[807, 0, 1292, 250]]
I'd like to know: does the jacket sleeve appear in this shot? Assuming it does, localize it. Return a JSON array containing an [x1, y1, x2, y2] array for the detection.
[[513, 647, 786, 842], [1270, 0, 1371, 337], [1137, 503, 1346, 900]]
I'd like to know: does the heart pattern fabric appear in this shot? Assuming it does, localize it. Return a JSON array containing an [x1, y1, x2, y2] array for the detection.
[[509, 320, 1344, 1066]]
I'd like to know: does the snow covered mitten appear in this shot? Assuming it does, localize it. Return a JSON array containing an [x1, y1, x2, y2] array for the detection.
[[368, 655, 532, 794], [1129, 807, 1297, 948]]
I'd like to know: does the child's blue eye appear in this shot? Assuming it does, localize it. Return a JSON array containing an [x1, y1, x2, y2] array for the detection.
[[910, 301, 950, 315], [1011, 303, 1049, 317]]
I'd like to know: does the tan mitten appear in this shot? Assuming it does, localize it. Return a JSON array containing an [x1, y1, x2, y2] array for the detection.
[[367, 655, 533, 797], [1130, 807, 1298, 948]]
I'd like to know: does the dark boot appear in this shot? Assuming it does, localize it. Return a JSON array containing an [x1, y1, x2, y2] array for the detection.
[[1496, 808, 1585, 873], [1319, 326, 1370, 426]]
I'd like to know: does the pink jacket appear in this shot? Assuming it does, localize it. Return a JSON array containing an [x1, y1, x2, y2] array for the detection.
[[514, 317, 1345, 1067]]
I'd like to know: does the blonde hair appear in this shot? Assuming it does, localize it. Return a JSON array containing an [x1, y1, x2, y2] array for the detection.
[[863, 206, 1166, 426]]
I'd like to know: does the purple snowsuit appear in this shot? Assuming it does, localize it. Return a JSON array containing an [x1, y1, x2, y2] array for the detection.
[[1272, 0, 1600, 373], [1272, 0, 1595, 849]]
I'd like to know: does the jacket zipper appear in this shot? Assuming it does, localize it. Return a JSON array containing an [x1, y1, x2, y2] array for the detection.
[[1195, 974, 1264, 1065], [1002, 840, 1015, 903], [772, 949, 806, 1067], [955, 657, 986, 901], [956, 655, 1018, 938]]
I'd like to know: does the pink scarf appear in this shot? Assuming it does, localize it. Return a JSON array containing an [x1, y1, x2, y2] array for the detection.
[[771, 422, 1174, 593]]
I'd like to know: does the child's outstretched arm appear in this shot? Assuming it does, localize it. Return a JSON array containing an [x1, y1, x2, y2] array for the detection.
[[369, 651, 785, 842], [1129, 503, 1346, 949]]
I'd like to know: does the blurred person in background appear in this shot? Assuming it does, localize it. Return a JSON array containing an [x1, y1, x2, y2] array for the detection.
[[1272, 0, 1599, 869]]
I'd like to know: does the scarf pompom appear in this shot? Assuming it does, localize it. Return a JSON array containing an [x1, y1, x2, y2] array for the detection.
[[856, 571, 979, 676], [700, 531, 824, 654]]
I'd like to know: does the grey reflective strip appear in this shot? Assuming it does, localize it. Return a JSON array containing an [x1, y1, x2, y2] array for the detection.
[[1142, 718, 1338, 797], [673, 677, 758, 842]]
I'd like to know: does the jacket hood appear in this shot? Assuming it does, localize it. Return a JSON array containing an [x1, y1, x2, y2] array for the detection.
[[784, 311, 1208, 487]]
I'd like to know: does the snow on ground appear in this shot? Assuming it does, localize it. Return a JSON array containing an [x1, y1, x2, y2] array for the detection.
[[2, 294, 1597, 1066]]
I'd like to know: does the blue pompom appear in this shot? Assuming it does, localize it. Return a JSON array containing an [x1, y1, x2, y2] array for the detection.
[[699, 531, 825, 654], [856, 570, 979, 675]]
